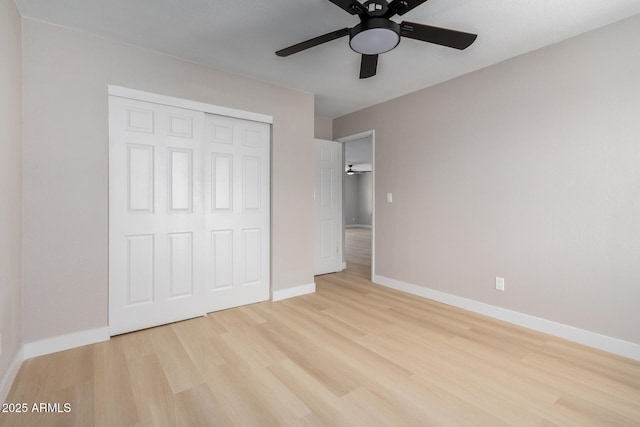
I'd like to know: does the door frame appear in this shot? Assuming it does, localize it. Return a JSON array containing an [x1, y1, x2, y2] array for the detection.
[[336, 130, 375, 280]]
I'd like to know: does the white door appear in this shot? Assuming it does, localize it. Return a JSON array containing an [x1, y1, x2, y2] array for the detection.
[[314, 139, 342, 275], [109, 96, 270, 335], [203, 114, 270, 311]]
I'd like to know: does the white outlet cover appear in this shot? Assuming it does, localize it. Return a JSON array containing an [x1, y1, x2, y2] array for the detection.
[[496, 277, 505, 291]]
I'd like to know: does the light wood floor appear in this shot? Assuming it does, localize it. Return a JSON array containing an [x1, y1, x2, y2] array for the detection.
[[2, 228, 640, 426], [344, 227, 372, 280]]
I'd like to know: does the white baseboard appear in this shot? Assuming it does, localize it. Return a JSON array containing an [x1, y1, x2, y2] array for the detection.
[[1, 347, 24, 404], [374, 275, 640, 361], [272, 283, 316, 302], [346, 224, 372, 229], [23, 327, 110, 360]]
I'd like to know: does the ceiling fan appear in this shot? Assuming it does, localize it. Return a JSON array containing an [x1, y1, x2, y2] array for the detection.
[[275, 0, 478, 79], [346, 165, 370, 175]]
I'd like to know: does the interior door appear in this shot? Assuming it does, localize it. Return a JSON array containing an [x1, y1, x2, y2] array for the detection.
[[109, 95, 271, 335], [109, 97, 206, 335], [314, 139, 342, 275], [203, 114, 270, 311]]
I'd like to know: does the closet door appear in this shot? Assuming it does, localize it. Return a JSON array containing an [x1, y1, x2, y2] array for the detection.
[[109, 95, 271, 335], [203, 114, 270, 312], [109, 97, 206, 335]]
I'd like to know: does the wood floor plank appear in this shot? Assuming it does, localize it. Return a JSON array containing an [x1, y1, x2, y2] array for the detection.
[[128, 353, 176, 426], [92, 338, 139, 427], [2, 227, 639, 426], [256, 320, 362, 397], [170, 318, 227, 369], [268, 359, 344, 426], [173, 384, 232, 427], [339, 387, 409, 426], [219, 333, 311, 421], [203, 335, 282, 426], [202, 363, 275, 426], [149, 325, 206, 395]]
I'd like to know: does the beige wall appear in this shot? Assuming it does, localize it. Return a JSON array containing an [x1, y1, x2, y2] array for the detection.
[[345, 174, 373, 226], [0, 0, 23, 380], [345, 174, 359, 226], [21, 19, 314, 343], [335, 14, 640, 344], [314, 115, 334, 140]]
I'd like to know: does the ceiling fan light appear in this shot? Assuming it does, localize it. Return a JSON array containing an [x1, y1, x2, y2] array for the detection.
[[349, 18, 400, 55]]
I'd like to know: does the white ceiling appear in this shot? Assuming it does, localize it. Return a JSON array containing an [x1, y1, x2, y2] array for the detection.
[[15, 0, 640, 118]]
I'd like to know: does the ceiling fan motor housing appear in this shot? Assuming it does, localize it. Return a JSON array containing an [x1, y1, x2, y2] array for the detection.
[[349, 18, 401, 55]]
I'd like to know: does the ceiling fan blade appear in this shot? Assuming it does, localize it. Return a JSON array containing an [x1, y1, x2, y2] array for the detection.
[[276, 28, 350, 57], [359, 54, 378, 79], [385, 0, 429, 17], [326, 0, 366, 15], [400, 22, 477, 50]]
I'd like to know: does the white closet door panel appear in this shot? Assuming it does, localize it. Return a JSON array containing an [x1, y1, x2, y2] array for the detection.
[[109, 96, 206, 335], [242, 228, 261, 285], [125, 234, 155, 305], [125, 107, 154, 133], [211, 229, 233, 290], [212, 153, 233, 212], [127, 144, 154, 213], [168, 148, 193, 213], [168, 232, 194, 299], [204, 114, 270, 312], [242, 156, 262, 211]]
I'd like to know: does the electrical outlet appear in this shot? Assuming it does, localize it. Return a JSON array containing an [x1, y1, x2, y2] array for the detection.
[[495, 277, 505, 291]]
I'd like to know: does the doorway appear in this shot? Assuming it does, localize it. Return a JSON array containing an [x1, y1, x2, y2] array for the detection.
[[338, 130, 375, 280]]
